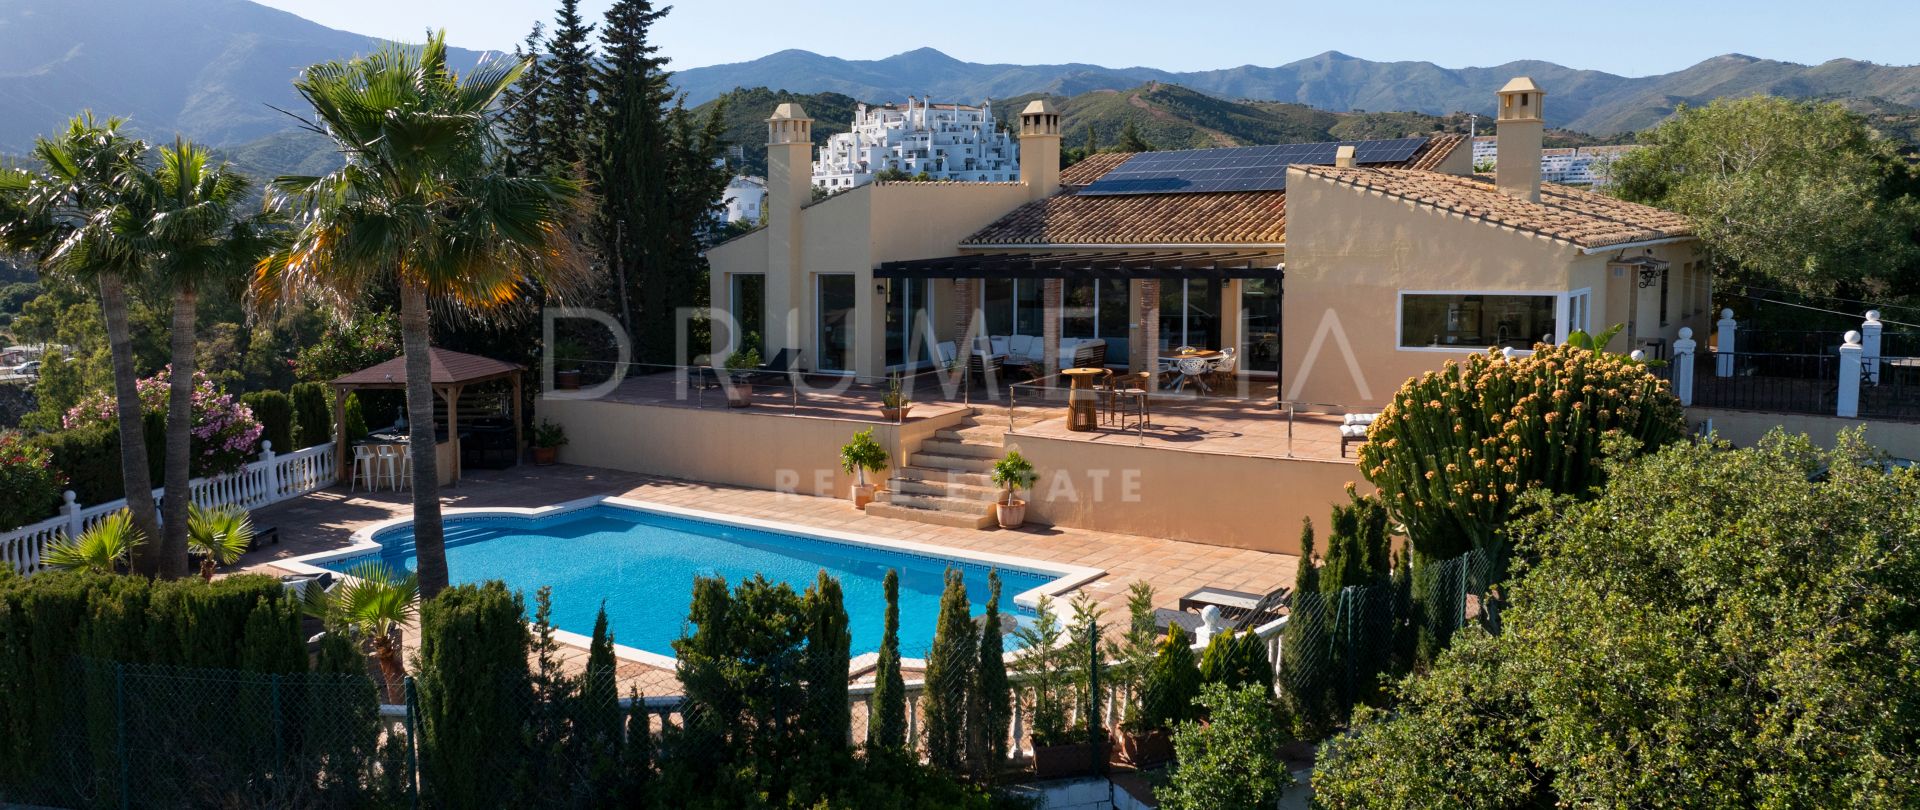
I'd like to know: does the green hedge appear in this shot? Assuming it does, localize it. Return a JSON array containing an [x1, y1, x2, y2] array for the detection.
[[32, 411, 164, 505], [239, 390, 294, 455], [417, 581, 532, 809], [290, 382, 332, 449]]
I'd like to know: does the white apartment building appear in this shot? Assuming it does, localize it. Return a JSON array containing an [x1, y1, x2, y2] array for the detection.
[[812, 97, 1019, 190], [1473, 136, 1638, 187], [721, 175, 767, 224]]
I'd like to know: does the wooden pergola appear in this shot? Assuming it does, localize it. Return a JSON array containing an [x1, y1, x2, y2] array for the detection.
[[329, 348, 525, 486]]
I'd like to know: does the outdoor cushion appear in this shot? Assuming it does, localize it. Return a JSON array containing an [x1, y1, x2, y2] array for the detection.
[[933, 341, 957, 365], [1009, 334, 1039, 361], [1340, 424, 1369, 438], [989, 337, 1009, 356]]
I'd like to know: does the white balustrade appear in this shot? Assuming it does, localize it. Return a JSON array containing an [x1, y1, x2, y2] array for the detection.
[[0, 441, 337, 575]]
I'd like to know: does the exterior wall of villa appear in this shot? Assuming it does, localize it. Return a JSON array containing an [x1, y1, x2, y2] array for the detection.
[[1281, 170, 1701, 409], [1687, 408, 1920, 461], [538, 396, 966, 496], [1007, 434, 1370, 555]]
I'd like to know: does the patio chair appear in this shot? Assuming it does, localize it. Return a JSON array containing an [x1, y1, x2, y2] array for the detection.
[[1172, 356, 1213, 393], [741, 348, 802, 385], [1112, 371, 1153, 429], [1208, 347, 1239, 386]]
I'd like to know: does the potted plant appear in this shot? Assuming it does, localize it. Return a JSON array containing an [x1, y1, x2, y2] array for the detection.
[[722, 348, 761, 408], [990, 450, 1038, 529], [880, 373, 912, 421], [530, 419, 567, 465], [552, 338, 586, 390], [839, 428, 889, 509], [1124, 623, 1200, 767], [1013, 595, 1101, 779]]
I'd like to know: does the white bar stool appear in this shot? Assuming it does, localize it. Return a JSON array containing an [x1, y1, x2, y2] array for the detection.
[[350, 445, 377, 491], [374, 444, 403, 491]]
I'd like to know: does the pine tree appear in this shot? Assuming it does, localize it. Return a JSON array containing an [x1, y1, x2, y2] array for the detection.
[[1117, 119, 1154, 152], [542, 0, 596, 171], [499, 22, 549, 174], [1083, 123, 1099, 156], [1141, 625, 1202, 731], [968, 570, 1011, 780], [802, 570, 851, 757], [922, 568, 975, 773], [868, 569, 907, 752], [1319, 486, 1393, 716], [1282, 517, 1334, 738]]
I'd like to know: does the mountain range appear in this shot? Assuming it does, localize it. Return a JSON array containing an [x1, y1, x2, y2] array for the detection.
[[675, 47, 1920, 135]]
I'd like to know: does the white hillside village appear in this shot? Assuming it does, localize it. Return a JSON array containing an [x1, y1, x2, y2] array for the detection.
[[812, 96, 1020, 190]]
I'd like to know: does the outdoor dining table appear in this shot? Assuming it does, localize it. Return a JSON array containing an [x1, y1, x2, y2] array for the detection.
[[1061, 367, 1106, 431], [1159, 349, 1223, 393]]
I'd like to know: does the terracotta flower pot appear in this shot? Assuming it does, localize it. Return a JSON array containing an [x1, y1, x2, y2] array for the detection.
[[851, 482, 876, 509], [726, 383, 753, 408], [1114, 727, 1174, 768], [996, 497, 1027, 529], [1029, 737, 1102, 780], [881, 405, 912, 422], [554, 369, 581, 390], [531, 446, 558, 466]]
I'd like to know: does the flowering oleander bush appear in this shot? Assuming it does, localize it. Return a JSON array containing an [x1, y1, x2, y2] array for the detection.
[[65, 368, 263, 477], [0, 431, 64, 530]]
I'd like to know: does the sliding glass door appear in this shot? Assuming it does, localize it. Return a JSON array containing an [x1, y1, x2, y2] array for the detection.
[[816, 274, 856, 372], [1239, 278, 1281, 374], [1062, 278, 1130, 365], [729, 273, 765, 357], [1159, 279, 1222, 352], [979, 278, 1046, 337], [885, 278, 936, 368]]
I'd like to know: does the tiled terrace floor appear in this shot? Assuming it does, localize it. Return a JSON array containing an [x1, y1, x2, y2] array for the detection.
[[240, 464, 1299, 696]]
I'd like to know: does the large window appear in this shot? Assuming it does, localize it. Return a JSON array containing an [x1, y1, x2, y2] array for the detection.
[[979, 278, 1046, 337], [1062, 278, 1130, 365], [1399, 292, 1557, 351], [1240, 278, 1282, 374], [729, 273, 765, 357], [885, 278, 936, 368], [1160, 279, 1222, 351], [816, 274, 857, 372]]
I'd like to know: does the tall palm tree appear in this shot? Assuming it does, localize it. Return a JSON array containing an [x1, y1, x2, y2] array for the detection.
[[130, 139, 275, 576], [0, 116, 166, 570], [257, 32, 589, 598]]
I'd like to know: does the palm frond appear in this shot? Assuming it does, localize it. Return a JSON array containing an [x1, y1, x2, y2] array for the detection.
[[187, 503, 254, 566], [43, 510, 144, 574]]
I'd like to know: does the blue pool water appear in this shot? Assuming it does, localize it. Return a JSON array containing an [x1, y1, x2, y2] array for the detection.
[[324, 504, 1054, 658]]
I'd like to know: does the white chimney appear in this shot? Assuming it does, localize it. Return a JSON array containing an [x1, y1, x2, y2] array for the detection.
[[1334, 145, 1356, 168], [1494, 77, 1545, 202]]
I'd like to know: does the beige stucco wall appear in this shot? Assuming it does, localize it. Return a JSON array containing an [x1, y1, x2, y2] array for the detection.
[[1688, 408, 1920, 461], [1281, 169, 1701, 408], [539, 397, 965, 497], [1007, 434, 1370, 555]]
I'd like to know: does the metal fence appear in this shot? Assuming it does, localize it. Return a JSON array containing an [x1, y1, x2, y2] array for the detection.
[[1692, 351, 1840, 416]]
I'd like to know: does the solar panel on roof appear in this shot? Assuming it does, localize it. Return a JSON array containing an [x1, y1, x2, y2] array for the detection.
[[1078, 136, 1430, 196]]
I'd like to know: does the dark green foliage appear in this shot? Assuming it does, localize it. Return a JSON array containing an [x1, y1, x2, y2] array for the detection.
[[522, 586, 578, 804], [802, 570, 851, 758], [288, 382, 331, 449], [238, 594, 305, 674], [868, 568, 907, 752], [1159, 683, 1292, 810], [417, 581, 532, 810], [1320, 486, 1391, 596], [666, 574, 811, 806], [145, 574, 291, 669], [1279, 520, 1331, 737], [500, 22, 549, 174], [1141, 625, 1202, 732], [580, 605, 622, 804], [620, 688, 654, 802], [239, 390, 294, 454], [1012, 595, 1071, 747], [922, 568, 975, 773], [0, 431, 61, 531], [1389, 549, 1417, 677], [542, 0, 597, 171], [1316, 432, 1920, 809], [1116, 119, 1155, 152], [33, 413, 163, 504], [1198, 629, 1270, 698], [341, 392, 367, 445], [967, 571, 1011, 780]]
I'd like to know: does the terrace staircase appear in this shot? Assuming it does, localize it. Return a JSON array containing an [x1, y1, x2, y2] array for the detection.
[[865, 406, 1027, 529]]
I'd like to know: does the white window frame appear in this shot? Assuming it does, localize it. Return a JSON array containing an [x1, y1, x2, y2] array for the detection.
[[1563, 287, 1593, 337], [1395, 289, 1574, 353], [814, 273, 858, 376]]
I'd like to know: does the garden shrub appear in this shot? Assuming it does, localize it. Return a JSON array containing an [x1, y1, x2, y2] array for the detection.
[[289, 382, 332, 449], [921, 568, 975, 773], [417, 581, 533, 810], [0, 430, 63, 530], [239, 390, 294, 454], [342, 392, 368, 445], [33, 414, 163, 504], [967, 570, 1010, 779], [65, 368, 262, 476], [1198, 628, 1270, 697], [1158, 683, 1292, 810], [802, 570, 850, 759], [1140, 624, 1202, 732]]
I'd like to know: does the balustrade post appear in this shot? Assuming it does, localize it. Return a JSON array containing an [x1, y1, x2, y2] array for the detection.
[[1715, 308, 1737, 377], [62, 490, 81, 540], [1837, 331, 1863, 419], [1671, 328, 1696, 407], [261, 441, 280, 504], [1861, 310, 1883, 385]]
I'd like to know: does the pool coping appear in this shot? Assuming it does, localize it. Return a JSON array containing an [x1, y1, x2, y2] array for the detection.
[[277, 494, 1107, 670]]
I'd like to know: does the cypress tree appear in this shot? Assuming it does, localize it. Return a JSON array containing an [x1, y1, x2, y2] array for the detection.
[[1282, 517, 1334, 738], [499, 22, 549, 175], [620, 687, 653, 802], [541, 0, 596, 171], [594, 0, 673, 337], [1083, 123, 1098, 156], [1140, 625, 1201, 731], [868, 569, 907, 752], [582, 605, 621, 802], [802, 570, 851, 757], [1117, 119, 1154, 152], [416, 582, 533, 809], [922, 568, 975, 773], [968, 570, 1011, 780]]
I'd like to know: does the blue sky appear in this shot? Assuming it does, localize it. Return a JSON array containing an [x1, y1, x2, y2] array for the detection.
[[251, 0, 1920, 77]]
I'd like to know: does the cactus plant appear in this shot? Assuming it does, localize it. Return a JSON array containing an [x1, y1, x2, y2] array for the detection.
[[1359, 343, 1685, 560]]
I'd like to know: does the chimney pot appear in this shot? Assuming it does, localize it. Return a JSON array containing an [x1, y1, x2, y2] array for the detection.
[[1334, 145, 1356, 168], [1493, 77, 1545, 203]]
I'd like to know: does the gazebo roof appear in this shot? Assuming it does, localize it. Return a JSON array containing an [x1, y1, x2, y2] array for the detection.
[[330, 348, 524, 388]]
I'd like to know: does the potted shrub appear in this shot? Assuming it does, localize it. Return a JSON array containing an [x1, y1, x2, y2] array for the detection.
[[530, 419, 567, 465], [722, 348, 761, 408], [552, 338, 586, 390], [880, 373, 912, 421], [839, 428, 889, 509], [1013, 595, 1100, 779], [990, 450, 1038, 529]]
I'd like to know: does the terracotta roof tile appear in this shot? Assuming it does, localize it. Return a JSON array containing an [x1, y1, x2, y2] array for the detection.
[[1293, 165, 1694, 249], [964, 134, 1467, 246]]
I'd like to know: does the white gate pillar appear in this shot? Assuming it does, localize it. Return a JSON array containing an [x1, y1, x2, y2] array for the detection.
[[1861, 310, 1883, 385], [1837, 331, 1863, 419], [1671, 327, 1696, 407], [1715, 308, 1737, 378]]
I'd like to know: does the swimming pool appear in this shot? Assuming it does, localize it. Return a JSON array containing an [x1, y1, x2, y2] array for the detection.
[[296, 498, 1097, 663]]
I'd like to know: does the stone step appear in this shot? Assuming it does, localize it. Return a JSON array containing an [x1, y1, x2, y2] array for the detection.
[[909, 452, 996, 474], [866, 502, 996, 529], [882, 492, 996, 516], [935, 426, 1007, 443], [917, 438, 1001, 459], [895, 465, 995, 488], [889, 477, 1002, 502]]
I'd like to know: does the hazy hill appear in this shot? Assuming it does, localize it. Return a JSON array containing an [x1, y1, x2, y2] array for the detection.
[[673, 48, 1920, 135], [0, 0, 491, 152]]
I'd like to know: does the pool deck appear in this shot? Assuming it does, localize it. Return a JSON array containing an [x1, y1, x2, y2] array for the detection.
[[240, 464, 1299, 696]]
